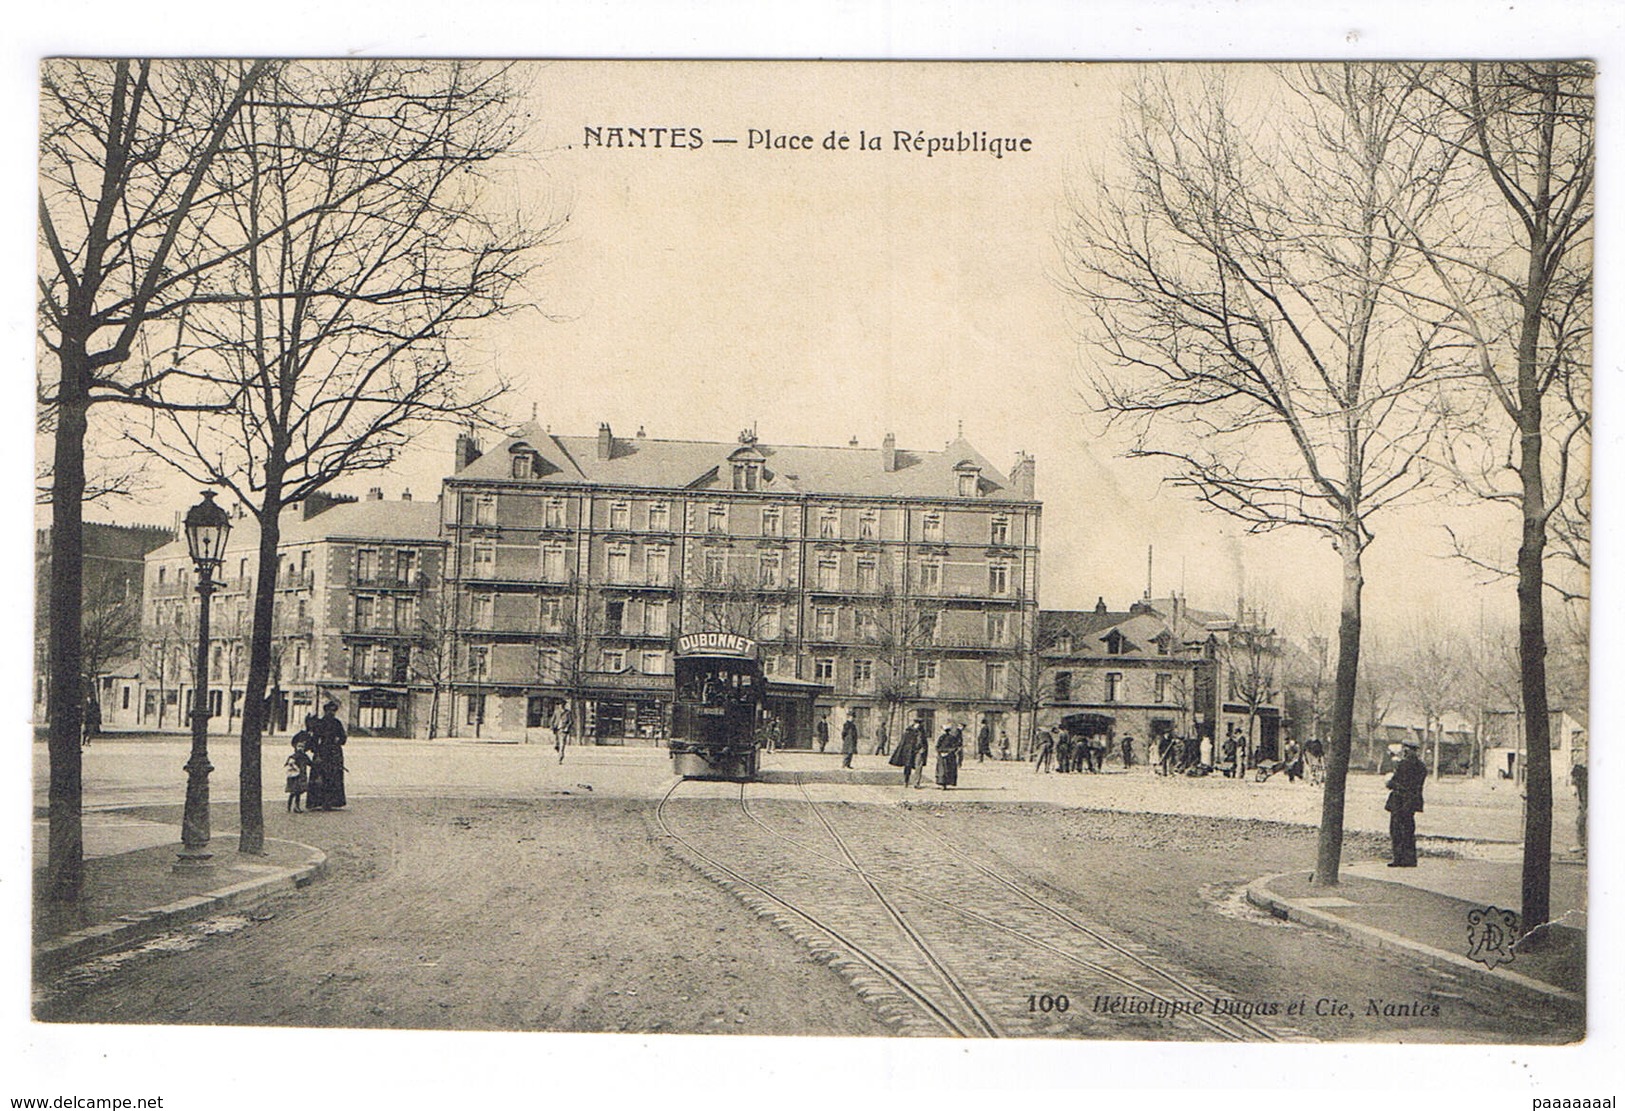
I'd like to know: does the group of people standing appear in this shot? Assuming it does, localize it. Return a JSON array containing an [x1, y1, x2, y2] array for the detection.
[[886, 720, 968, 789], [284, 700, 348, 813], [1032, 727, 1117, 773]]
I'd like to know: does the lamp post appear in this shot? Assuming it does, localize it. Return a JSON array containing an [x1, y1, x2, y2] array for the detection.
[[176, 491, 231, 872]]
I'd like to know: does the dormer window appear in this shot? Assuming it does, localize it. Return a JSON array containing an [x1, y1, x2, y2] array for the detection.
[[732, 462, 761, 491], [954, 461, 982, 497], [508, 442, 536, 479]]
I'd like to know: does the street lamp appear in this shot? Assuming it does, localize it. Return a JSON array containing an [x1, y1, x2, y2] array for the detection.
[[176, 490, 231, 872]]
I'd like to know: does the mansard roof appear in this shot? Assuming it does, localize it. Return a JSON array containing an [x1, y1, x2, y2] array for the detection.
[[456, 423, 1029, 501]]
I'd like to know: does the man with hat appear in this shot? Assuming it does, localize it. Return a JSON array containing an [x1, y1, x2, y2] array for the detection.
[[1384, 736, 1427, 867], [307, 698, 349, 811]]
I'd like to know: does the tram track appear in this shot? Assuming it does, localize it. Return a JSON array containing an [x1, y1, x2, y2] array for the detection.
[[654, 778, 976, 1037], [660, 774, 1289, 1040], [759, 777, 1276, 1041]]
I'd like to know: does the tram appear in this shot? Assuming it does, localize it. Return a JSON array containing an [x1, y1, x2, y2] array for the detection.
[[668, 632, 765, 780]]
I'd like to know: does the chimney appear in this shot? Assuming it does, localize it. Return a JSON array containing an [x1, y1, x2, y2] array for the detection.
[[597, 422, 614, 460], [401, 488, 412, 502], [849, 435, 859, 447], [1010, 451, 1036, 499], [636, 425, 646, 439], [367, 487, 383, 501], [1095, 596, 1108, 615], [455, 432, 483, 473], [881, 432, 897, 472]]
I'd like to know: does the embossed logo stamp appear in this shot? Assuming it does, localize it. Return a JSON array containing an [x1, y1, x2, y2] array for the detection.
[[1466, 906, 1520, 970]]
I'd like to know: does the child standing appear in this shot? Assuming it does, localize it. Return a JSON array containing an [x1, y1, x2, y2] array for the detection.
[[285, 738, 311, 813]]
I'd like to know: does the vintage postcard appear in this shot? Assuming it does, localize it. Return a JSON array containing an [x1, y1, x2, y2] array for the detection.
[[22, 46, 1605, 1102]]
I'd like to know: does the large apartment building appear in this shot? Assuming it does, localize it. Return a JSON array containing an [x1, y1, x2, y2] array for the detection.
[[140, 491, 445, 737], [441, 423, 1040, 747]]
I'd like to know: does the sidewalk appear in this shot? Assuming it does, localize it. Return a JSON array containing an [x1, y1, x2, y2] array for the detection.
[[32, 810, 325, 973], [1247, 855, 1586, 1005]]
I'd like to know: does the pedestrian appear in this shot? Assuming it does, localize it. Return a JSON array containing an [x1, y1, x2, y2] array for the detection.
[[1089, 732, 1108, 774], [1056, 730, 1073, 774], [999, 730, 1010, 761], [976, 719, 992, 763], [1156, 734, 1175, 776], [1304, 737, 1325, 785], [816, 716, 830, 753], [909, 723, 931, 788], [553, 704, 574, 765], [284, 736, 311, 813], [307, 700, 349, 811], [873, 720, 889, 757], [841, 715, 859, 768], [1121, 734, 1136, 770], [1571, 744, 1588, 856], [936, 724, 964, 789], [1035, 727, 1054, 773], [1384, 736, 1428, 867], [1282, 737, 1303, 783], [889, 722, 917, 786], [82, 693, 101, 747]]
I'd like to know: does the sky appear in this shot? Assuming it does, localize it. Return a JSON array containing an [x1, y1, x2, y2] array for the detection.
[[69, 60, 1562, 639]]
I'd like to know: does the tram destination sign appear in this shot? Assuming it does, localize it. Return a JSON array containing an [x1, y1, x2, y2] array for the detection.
[[676, 632, 759, 658]]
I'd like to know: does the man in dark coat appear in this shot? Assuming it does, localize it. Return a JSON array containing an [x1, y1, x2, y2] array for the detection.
[[840, 716, 859, 768], [976, 720, 992, 762], [816, 716, 829, 753], [873, 720, 889, 757], [1385, 737, 1427, 867]]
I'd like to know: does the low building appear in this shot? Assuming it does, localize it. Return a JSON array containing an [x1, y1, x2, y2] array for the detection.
[[1481, 707, 1587, 786], [140, 490, 446, 737]]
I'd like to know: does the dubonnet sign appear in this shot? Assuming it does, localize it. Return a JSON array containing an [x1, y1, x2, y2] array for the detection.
[[675, 632, 759, 658]]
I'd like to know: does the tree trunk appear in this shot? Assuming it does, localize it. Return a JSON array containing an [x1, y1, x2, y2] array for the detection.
[[45, 359, 89, 901], [1313, 535, 1364, 886], [1516, 302, 1554, 936], [238, 480, 284, 855]]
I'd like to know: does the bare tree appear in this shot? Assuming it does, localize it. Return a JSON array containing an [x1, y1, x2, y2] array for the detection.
[[37, 58, 270, 898], [1223, 612, 1279, 777], [410, 581, 458, 739], [1062, 66, 1452, 884], [127, 61, 555, 853], [79, 572, 141, 704], [1396, 611, 1467, 777], [863, 561, 942, 753], [1394, 62, 1593, 933]]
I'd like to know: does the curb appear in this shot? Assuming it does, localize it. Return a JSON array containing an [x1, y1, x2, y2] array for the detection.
[[34, 836, 327, 975], [1244, 871, 1581, 1008]]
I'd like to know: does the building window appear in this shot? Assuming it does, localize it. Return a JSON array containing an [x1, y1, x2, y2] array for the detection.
[[601, 648, 626, 672], [986, 662, 1007, 698], [815, 608, 837, 640], [853, 659, 875, 692], [607, 546, 630, 583], [472, 594, 494, 628], [394, 596, 416, 630], [916, 659, 939, 693], [540, 596, 566, 632], [544, 498, 566, 529], [466, 693, 486, 726], [542, 545, 566, 581], [1155, 673, 1171, 703], [355, 596, 376, 631], [357, 548, 377, 582], [471, 541, 495, 577], [959, 472, 978, 497], [704, 550, 726, 583], [761, 506, 781, 536], [732, 462, 760, 491], [814, 657, 836, 683], [604, 600, 625, 634], [988, 562, 1010, 596], [858, 512, 878, 540], [293, 643, 306, 678], [644, 599, 669, 636], [538, 648, 561, 681], [919, 559, 942, 593], [1054, 671, 1072, 703], [157, 566, 166, 585], [359, 692, 401, 731], [397, 549, 417, 583], [468, 645, 490, 679], [922, 513, 943, 542], [857, 610, 879, 641], [759, 605, 781, 640], [707, 505, 728, 533], [819, 510, 839, 539], [760, 552, 782, 588], [857, 558, 877, 591], [641, 651, 665, 675], [991, 516, 1009, 545], [986, 612, 1008, 645], [646, 546, 670, 584], [918, 611, 939, 644], [817, 557, 839, 591], [474, 493, 496, 526], [648, 502, 669, 532], [1105, 672, 1122, 702], [511, 454, 531, 479], [609, 502, 630, 531]]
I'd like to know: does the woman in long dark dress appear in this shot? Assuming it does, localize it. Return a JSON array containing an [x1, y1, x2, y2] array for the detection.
[[935, 725, 964, 789], [308, 701, 348, 810]]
